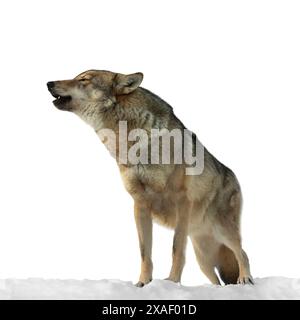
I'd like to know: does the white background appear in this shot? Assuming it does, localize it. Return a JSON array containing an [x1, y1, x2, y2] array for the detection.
[[0, 0, 299, 285]]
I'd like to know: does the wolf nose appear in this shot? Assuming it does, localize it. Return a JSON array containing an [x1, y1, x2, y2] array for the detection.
[[47, 81, 55, 89]]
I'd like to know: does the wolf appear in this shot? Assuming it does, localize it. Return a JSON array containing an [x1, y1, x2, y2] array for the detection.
[[47, 70, 253, 286]]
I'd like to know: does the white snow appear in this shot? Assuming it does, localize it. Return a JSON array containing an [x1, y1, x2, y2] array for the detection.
[[0, 277, 299, 300]]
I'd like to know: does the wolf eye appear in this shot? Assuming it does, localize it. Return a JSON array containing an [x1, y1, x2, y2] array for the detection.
[[79, 78, 88, 82]]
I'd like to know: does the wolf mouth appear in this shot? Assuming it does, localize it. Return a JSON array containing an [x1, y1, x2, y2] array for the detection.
[[49, 92, 72, 106], [52, 95, 72, 105]]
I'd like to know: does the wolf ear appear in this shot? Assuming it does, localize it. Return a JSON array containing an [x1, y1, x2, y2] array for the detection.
[[114, 72, 143, 95]]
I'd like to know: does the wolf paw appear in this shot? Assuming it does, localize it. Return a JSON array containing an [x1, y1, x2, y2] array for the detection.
[[135, 281, 145, 288], [164, 277, 180, 283], [135, 279, 152, 288], [237, 276, 254, 285]]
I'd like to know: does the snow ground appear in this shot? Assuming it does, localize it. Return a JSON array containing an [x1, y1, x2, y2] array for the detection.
[[0, 277, 299, 300]]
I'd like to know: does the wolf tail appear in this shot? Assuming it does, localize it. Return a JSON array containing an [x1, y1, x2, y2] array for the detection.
[[216, 244, 239, 285]]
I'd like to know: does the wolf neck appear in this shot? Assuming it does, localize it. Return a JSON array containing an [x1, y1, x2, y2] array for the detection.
[[94, 87, 173, 134], [91, 87, 175, 162]]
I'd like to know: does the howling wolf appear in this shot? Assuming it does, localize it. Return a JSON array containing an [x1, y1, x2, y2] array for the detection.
[[47, 70, 253, 286]]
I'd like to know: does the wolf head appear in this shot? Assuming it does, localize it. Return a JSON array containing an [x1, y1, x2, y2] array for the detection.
[[47, 70, 143, 127]]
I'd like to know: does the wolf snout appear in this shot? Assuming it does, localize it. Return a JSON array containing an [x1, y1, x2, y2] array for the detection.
[[47, 81, 55, 90], [47, 81, 59, 98]]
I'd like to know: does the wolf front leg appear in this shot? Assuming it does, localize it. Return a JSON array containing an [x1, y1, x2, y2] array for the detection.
[[166, 198, 190, 283], [134, 202, 153, 287]]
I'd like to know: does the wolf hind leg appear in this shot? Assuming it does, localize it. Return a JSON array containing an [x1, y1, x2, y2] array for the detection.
[[191, 235, 221, 285]]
